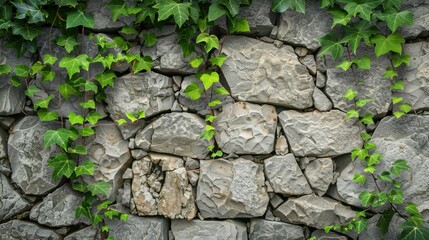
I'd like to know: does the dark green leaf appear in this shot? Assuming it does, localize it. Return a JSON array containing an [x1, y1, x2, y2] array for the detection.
[[400, 221, 429, 240], [384, 10, 413, 32], [88, 181, 110, 196], [390, 159, 411, 176], [370, 33, 405, 57], [48, 153, 76, 179], [37, 109, 58, 122], [66, 9, 94, 29], [154, 0, 192, 28], [341, 21, 378, 54], [75, 160, 95, 177], [56, 36, 79, 53], [59, 83, 80, 100], [317, 33, 344, 60], [272, 0, 306, 13], [34, 95, 54, 109], [208, 3, 227, 22]]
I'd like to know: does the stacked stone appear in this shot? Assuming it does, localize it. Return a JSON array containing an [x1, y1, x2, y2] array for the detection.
[[1, 0, 429, 239]]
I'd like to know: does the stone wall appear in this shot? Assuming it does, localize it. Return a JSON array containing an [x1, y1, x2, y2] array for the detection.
[[1, 0, 429, 239]]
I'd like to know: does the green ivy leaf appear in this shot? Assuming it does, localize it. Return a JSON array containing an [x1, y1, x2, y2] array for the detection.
[[66, 9, 95, 29], [343, 89, 358, 100], [352, 147, 368, 161], [40, 66, 55, 82], [353, 219, 368, 234], [337, 60, 353, 71], [361, 133, 372, 141], [391, 80, 405, 91], [209, 54, 227, 67], [80, 99, 96, 109], [68, 112, 84, 125], [359, 191, 375, 207], [44, 128, 73, 150], [214, 87, 229, 95], [76, 205, 91, 219], [353, 173, 366, 185], [56, 36, 79, 53], [317, 33, 344, 60], [0, 64, 12, 75], [54, 0, 78, 7], [97, 200, 113, 211], [388, 189, 404, 204], [92, 214, 103, 225], [11, 76, 21, 87], [200, 130, 215, 140], [399, 103, 412, 113], [59, 54, 90, 78], [88, 181, 110, 196], [142, 33, 157, 47], [68, 145, 87, 155], [34, 95, 55, 109], [377, 171, 393, 182], [346, 109, 359, 120], [38, 109, 58, 122], [355, 56, 371, 69], [393, 111, 405, 118], [370, 33, 405, 57], [120, 213, 129, 222], [360, 113, 375, 125], [376, 208, 395, 236], [154, 0, 192, 28], [136, 6, 157, 23], [104, 210, 120, 220], [43, 54, 58, 65], [327, 6, 351, 28], [211, 150, 223, 158], [383, 67, 398, 79], [405, 203, 422, 218], [384, 10, 414, 33], [390, 159, 411, 176], [368, 152, 381, 165], [116, 119, 127, 126], [113, 36, 130, 50], [392, 54, 411, 67], [30, 61, 44, 75], [400, 221, 429, 240], [75, 160, 95, 177], [341, 21, 378, 54], [392, 97, 403, 104], [344, 0, 381, 21], [12, 1, 47, 24], [218, 0, 240, 16], [86, 111, 103, 125], [59, 83, 80, 100], [126, 112, 138, 122], [364, 141, 377, 150], [200, 72, 219, 90], [133, 56, 152, 73], [229, 17, 250, 33], [48, 153, 76, 179], [196, 33, 219, 53], [95, 71, 116, 88], [102, 225, 109, 232], [84, 82, 98, 93], [72, 183, 86, 192], [14, 64, 29, 77], [272, 0, 306, 13], [356, 98, 373, 107], [107, 0, 130, 22], [25, 85, 41, 97], [208, 99, 222, 107], [190, 57, 204, 68], [205, 115, 216, 123], [120, 26, 138, 35], [364, 165, 376, 173], [382, 0, 401, 11], [208, 3, 227, 21], [79, 127, 95, 137]]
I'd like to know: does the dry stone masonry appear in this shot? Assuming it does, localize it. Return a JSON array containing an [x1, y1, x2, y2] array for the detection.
[[0, 0, 428, 239]]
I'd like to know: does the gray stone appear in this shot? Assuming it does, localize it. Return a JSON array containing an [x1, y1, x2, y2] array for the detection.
[[358, 214, 404, 240], [220, 36, 314, 108], [273, 195, 355, 229], [299, 55, 317, 75], [30, 184, 88, 227], [0, 127, 6, 160], [275, 134, 289, 155], [273, 0, 332, 50], [196, 158, 269, 218], [131, 149, 147, 159], [117, 181, 131, 208], [279, 110, 364, 157], [141, 26, 197, 75], [0, 174, 31, 221], [135, 112, 212, 159], [116, 120, 145, 140], [0, 40, 32, 115], [105, 72, 175, 119], [8, 116, 62, 195], [316, 71, 327, 88], [313, 88, 333, 112], [311, 229, 347, 240], [64, 226, 98, 240], [171, 219, 247, 240], [86, 0, 134, 31], [264, 154, 312, 196], [0, 117, 15, 129], [269, 193, 284, 208], [185, 158, 199, 170], [213, 102, 277, 155], [0, 220, 61, 240], [304, 158, 334, 196], [237, 0, 274, 36], [401, 0, 429, 38], [249, 219, 305, 240], [295, 47, 308, 57], [0, 158, 11, 176], [106, 215, 169, 240], [84, 121, 131, 200]]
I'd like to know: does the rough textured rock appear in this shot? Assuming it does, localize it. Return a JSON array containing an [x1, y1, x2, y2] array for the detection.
[[84, 122, 131, 200], [171, 219, 247, 240], [401, 0, 429, 38], [249, 219, 305, 240], [316, 71, 327, 88], [0, 127, 6, 159], [264, 154, 312, 196], [336, 115, 429, 220], [0, 173, 31, 221], [358, 214, 404, 240], [273, 0, 332, 50], [275, 134, 289, 155], [30, 184, 88, 227], [311, 230, 347, 240], [0, 220, 61, 240], [394, 42, 429, 111], [273, 195, 355, 229], [86, 0, 134, 31], [213, 102, 277, 154], [106, 215, 169, 240], [8, 116, 62, 195], [0, 117, 15, 129], [196, 158, 269, 218], [299, 55, 317, 75], [141, 26, 197, 75], [135, 113, 212, 159], [279, 110, 363, 157], [105, 72, 175, 119], [313, 88, 332, 112], [304, 158, 334, 196], [220, 36, 314, 108], [236, 0, 274, 36], [64, 226, 98, 240], [0, 40, 32, 115]]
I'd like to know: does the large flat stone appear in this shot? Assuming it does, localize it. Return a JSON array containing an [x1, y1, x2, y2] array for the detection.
[[249, 219, 305, 240], [0, 220, 61, 240], [106, 215, 169, 240], [220, 36, 314, 108], [279, 110, 364, 157], [401, 0, 429, 38], [64, 226, 98, 240], [0, 173, 31, 221], [237, 0, 274, 36], [304, 158, 334, 196], [196, 158, 269, 218], [171, 219, 247, 240]]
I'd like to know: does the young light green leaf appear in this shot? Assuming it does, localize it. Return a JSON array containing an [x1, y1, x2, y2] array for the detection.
[[392, 54, 411, 67], [364, 141, 377, 150], [353, 173, 366, 185], [337, 60, 353, 71], [209, 54, 227, 67], [200, 72, 219, 90], [211, 150, 223, 158], [95, 71, 116, 88], [56, 36, 79, 53], [25, 85, 40, 97], [229, 17, 250, 33], [355, 55, 371, 69], [370, 33, 405, 57], [80, 99, 96, 109], [43, 54, 58, 65], [85, 111, 103, 125], [383, 67, 398, 79], [214, 87, 229, 95], [391, 80, 405, 91], [116, 118, 127, 126], [392, 97, 403, 104], [79, 127, 95, 137], [14, 64, 29, 77], [361, 133, 372, 141], [183, 82, 203, 100], [359, 191, 374, 207], [343, 89, 358, 100], [120, 213, 129, 222], [30, 61, 44, 75], [205, 115, 216, 123], [48, 153, 76, 179], [37, 109, 58, 122], [75, 160, 95, 177], [68, 145, 87, 155], [59, 54, 90, 78], [34, 95, 55, 109], [196, 33, 219, 53], [356, 98, 373, 107], [44, 128, 73, 150], [200, 130, 215, 140], [208, 99, 222, 107], [137, 110, 145, 119], [97, 200, 112, 211], [399, 103, 411, 113], [377, 171, 393, 182], [351, 147, 368, 161], [133, 56, 152, 73], [84, 82, 98, 93], [388, 189, 404, 204], [390, 159, 411, 176], [190, 57, 204, 68], [68, 112, 84, 125], [364, 165, 376, 173], [126, 112, 137, 122], [346, 109, 359, 120], [360, 113, 375, 125]]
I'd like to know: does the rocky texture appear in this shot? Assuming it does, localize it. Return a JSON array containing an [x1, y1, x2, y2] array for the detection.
[[132, 153, 196, 219], [401, 0, 429, 38], [213, 102, 277, 154], [0, 220, 61, 240], [196, 158, 269, 218], [299, 55, 317, 75], [264, 154, 312, 196], [0, 40, 32, 115], [86, 0, 134, 31], [311, 230, 347, 240], [141, 26, 197, 75], [304, 158, 334, 196], [359, 213, 404, 240], [64, 227, 98, 240], [273, 195, 355, 229], [313, 88, 332, 111], [106, 215, 169, 240], [275, 134, 289, 155], [105, 72, 175, 119], [316, 71, 327, 88], [171, 219, 247, 240], [273, 0, 332, 50], [236, 0, 274, 36], [0, 173, 31, 221], [8, 116, 62, 195], [0, 127, 6, 159], [135, 113, 212, 159], [84, 122, 131, 200], [249, 219, 305, 240], [221, 36, 314, 108], [279, 110, 363, 157]]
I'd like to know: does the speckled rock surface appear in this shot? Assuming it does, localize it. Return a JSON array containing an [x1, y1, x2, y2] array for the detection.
[[304, 158, 334, 196], [401, 0, 429, 38], [249, 219, 305, 240], [0, 220, 61, 240], [172, 219, 248, 240], [106, 215, 169, 240], [0, 127, 6, 160], [0, 173, 31, 221], [64, 226, 98, 240]]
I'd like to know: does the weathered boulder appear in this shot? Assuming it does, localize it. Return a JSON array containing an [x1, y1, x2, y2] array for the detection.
[[249, 219, 305, 240], [106, 215, 169, 240], [0, 127, 6, 160], [213, 102, 277, 154], [272, 0, 332, 50], [0, 173, 31, 221], [8, 116, 62, 195], [86, 0, 134, 31], [30, 184, 88, 227], [220, 36, 314, 108], [311, 229, 347, 240], [401, 0, 429, 38], [64, 226, 98, 240], [135, 112, 212, 159], [264, 154, 312, 196], [313, 88, 332, 112], [279, 110, 363, 157], [196, 158, 269, 218], [273, 195, 355, 229], [304, 158, 334, 196], [237, 0, 274, 36], [171, 219, 247, 240], [0, 220, 61, 240]]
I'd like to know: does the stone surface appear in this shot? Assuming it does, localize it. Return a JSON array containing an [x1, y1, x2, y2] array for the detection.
[[213, 102, 277, 154], [0, 127, 6, 160], [237, 0, 274, 36], [401, 0, 429, 38], [249, 219, 305, 240], [196, 158, 269, 218], [299, 55, 317, 75], [316, 71, 327, 88], [264, 154, 312, 196], [313, 88, 332, 112], [273, 0, 332, 50], [358, 214, 404, 240], [279, 110, 363, 157], [171, 219, 247, 240], [275, 134, 289, 155], [8, 116, 62, 195], [106, 215, 169, 240], [105, 72, 175, 119], [84, 121, 131, 200], [311, 229, 347, 240], [86, 0, 134, 31], [30, 184, 88, 227], [0, 220, 61, 240], [64, 226, 98, 240], [0, 40, 32, 115], [220, 36, 314, 108], [135, 112, 212, 159], [0, 173, 30, 221], [304, 158, 334, 196], [0, 117, 15, 129], [273, 195, 355, 229]]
